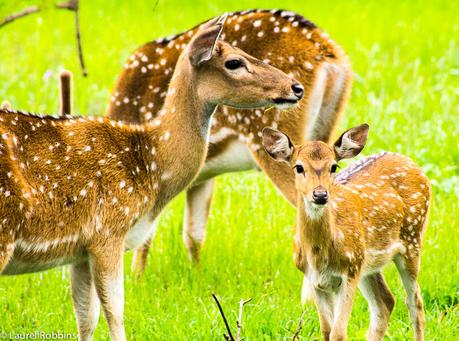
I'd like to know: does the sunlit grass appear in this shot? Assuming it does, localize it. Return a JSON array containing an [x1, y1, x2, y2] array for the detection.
[[0, 0, 458, 339]]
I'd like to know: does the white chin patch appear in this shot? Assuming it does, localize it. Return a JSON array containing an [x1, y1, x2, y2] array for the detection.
[[275, 101, 297, 110], [303, 198, 326, 220]]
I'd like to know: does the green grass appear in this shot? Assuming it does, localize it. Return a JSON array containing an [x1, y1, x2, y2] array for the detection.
[[0, 0, 458, 339]]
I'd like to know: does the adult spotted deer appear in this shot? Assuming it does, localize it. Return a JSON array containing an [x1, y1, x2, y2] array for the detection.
[[0, 15, 303, 340], [262, 124, 430, 341], [107, 9, 352, 271]]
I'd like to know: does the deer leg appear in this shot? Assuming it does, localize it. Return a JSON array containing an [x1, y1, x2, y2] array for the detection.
[[183, 178, 215, 263], [359, 273, 395, 341], [0, 241, 14, 273], [90, 242, 126, 341], [131, 237, 151, 278], [306, 62, 351, 143], [330, 277, 358, 341], [70, 261, 100, 341], [394, 255, 425, 341], [312, 287, 335, 341], [131, 217, 160, 278]]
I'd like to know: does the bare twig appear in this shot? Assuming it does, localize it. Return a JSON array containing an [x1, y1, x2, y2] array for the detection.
[[236, 298, 252, 341], [56, 0, 87, 76], [0, 6, 40, 29], [59, 70, 73, 116], [74, 3, 87, 76], [55, 0, 78, 11], [212, 294, 235, 341], [292, 309, 308, 341]]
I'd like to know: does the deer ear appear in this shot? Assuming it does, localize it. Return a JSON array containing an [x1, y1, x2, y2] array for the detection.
[[334, 123, 369, 161], [262, 127, 294, 163], [188, 14, 227, 66]]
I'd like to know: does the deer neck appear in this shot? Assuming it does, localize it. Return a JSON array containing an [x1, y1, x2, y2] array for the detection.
[[297, 194, 334, 255], [145, 63, 217, 209]]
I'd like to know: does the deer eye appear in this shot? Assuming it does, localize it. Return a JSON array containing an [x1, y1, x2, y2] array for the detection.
[[294, 164, 304, 174], [225, 59, 243, 70], [331, 164, 339, 173]]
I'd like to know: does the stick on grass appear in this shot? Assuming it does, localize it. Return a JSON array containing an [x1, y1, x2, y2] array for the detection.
[[212, 293, 235, 341], [59, 70, 73, 116], [292, 309, 307, 341], [236, 298, 252, 341]]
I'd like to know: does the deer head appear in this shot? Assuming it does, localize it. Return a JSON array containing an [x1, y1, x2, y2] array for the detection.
[[177, 14, 304, 111], [262, 124, 369, 214]]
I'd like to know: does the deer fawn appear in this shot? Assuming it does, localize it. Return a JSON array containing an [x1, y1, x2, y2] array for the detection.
[[0, 15, 303, 340], [107, 9, 352, 272], [262, 124, 430, 341]]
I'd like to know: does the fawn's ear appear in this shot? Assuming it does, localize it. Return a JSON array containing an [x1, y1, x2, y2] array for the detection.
[[262, 127, 294, 163], [188, 14, 227, 66], [334, 123, 369, 161]]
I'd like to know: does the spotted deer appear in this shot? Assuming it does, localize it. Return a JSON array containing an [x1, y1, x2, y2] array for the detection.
[[107, 9, 352, 272], [262, 124, 430, 341], [0, 15, 303, 341]]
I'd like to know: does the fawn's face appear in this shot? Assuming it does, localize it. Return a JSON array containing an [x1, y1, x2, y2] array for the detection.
[[262, 124, 369, 217], [291, 142, 338, 207], [183, 14, 303, 110]]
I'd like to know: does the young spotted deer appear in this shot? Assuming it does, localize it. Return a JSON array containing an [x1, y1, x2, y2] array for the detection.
[[0, 15, 303, 340], [107, 9, 352, 271], [262, 125, 430, 341]]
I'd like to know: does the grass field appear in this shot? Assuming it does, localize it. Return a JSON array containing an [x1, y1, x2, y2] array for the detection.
[[0, 0, 458, 339]]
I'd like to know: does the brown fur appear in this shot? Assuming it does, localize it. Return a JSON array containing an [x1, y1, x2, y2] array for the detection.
[[263, 125, 430, 341], [0, 16, 302, 340], [107, 9, 352, 268]]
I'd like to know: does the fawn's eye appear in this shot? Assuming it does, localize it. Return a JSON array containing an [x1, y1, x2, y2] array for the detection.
[[331, 164, 339, 173], [294, 164, 304, 174], [225, 59, 243, 70]]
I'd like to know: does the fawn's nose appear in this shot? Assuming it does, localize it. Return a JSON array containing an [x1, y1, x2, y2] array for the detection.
[[312, 188, 328, 205], [291, 83, 304, 99]]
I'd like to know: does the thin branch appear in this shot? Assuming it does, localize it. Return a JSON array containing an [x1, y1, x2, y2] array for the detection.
[[73, 3, 87, 76], [0, 6, 40, 29], [236, 298, 252, 341], [292, 309, 307, 341], [212, 294, 235, 341], [56, 0, 87, 76]]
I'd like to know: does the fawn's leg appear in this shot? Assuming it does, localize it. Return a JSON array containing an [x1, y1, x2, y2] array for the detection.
[[330, 277, 358, 341], [183, 178, 215, 263], [394, 255, 425, 341], [70, 261, 100, 341], [90, 241, 126, 341], [301, 274, 314, 305], [312, 287, 335, 341], [131, 217, 160, 278], [359, 273, 395, 341]]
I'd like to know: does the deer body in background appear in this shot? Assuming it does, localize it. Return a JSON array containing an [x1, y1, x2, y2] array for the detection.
[[107, 9, 352, 270], [0, 15, 303, 341], [262, 124, 430, 341]]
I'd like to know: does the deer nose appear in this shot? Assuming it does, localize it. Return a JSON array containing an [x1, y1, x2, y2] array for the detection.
[[291, 83, 304, 99], [312, 188, 328, 205]]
